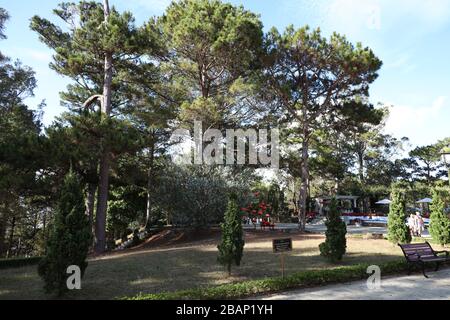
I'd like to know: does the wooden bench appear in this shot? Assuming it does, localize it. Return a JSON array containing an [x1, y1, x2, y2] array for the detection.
[[398, 242, 449, 278]]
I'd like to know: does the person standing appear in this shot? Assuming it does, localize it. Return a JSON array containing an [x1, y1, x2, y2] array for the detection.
[[416, 213, 424, 237], [407, 214, 416, 237]]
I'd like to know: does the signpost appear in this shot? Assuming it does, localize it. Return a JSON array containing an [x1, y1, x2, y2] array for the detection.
[[273, 238, 293, 278]]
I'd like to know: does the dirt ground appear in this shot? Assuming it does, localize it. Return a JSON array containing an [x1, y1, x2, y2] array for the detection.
[[0, 229, 422, 300]]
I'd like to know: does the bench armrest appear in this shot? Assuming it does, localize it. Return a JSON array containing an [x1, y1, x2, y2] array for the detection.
[[434, 250, 449, 257]]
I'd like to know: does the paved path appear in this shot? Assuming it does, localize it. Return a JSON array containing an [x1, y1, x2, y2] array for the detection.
[[256, 268, 450, 300]]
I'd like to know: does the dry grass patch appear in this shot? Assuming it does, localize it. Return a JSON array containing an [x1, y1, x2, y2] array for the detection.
[[0, 231, 431, 300]]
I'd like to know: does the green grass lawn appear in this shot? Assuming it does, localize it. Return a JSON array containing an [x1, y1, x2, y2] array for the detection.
[[0, 232, 435, 300]]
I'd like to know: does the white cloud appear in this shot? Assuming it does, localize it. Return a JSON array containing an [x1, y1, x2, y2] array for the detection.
[[122, 0, 172, 14], [27, 49, 52, 63], [384, 53, 417, 73], [324, 0, 382, 34], [386, 54, 409, 69], [319, 0, 450, 37], [384, 96, 448, 146], [4, 47, 52, 64], [400, 0, 450, 24]]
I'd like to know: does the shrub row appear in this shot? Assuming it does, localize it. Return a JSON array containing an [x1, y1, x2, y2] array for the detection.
[[0, 256, 42, 269], [126, 260, 408, 300]]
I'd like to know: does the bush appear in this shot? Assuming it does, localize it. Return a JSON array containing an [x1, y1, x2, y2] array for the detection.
[[38, 172, 92, 296], [158, 164, 229, 227], [319, 198, 347, 262], [429, 188, 450, 246], [217, 194, 245, 275], [0, 256, 42, 269], [126, 260, 408, 300], [388, 184, 411, 244]]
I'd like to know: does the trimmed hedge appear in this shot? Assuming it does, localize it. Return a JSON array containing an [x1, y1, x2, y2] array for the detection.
[[126, 260, 408, 300], [0, 256, 42, 269]]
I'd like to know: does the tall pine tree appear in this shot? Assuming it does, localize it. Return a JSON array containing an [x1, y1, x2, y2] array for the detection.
[[159, 0, 264, 130], [31, 1, 161, 253], [263, 26, 382, 231], [387, 184, 411, 244], [218, 194, 245, 275], [429, 187, 450, 246], [319, 198, 347, 262], [38, 171, 92, 296], [0, 8, 44, 258]]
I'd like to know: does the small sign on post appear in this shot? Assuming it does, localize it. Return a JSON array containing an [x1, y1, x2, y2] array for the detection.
[[273, 238, 293, 278]]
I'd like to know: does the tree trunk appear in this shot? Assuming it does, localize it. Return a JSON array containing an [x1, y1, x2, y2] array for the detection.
[[358, 151, 364, 183], [6, 215, 16, 258], [86, 182, 96, 234], [95, 153, 110, 253], [0, 214, 6, 258], [447, 168, 450, 187], [357, 150, 367, 212], [94, 0, 113, 254], [298, 136, 309, 232], [145, 168, 153, 228], [42, 209, 47, 234], [145, 137, 156, 227]]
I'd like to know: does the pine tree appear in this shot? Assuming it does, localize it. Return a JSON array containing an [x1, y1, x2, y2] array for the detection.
[[429, 188, 450, 246], [319, 198, 347, 262], [387, 184, 411, 244], [30, 1, 161, 254], [38, 172, 92, 296], [263, 26, 382, 231], [218, 194, 245, 275], [0, 8, 9, 40]]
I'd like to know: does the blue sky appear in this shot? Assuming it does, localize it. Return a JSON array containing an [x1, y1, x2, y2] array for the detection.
[[1, 0, 449, 148]]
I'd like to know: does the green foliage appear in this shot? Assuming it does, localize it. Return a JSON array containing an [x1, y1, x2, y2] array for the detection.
[[263, 25, 382, 121], [31, 1, 164, 254], [263, 25, 382, 229], [157, 164, 255, 227], [429, 187, 450, 246], [0, 104, 43, 194], [0, 256, 42, 269], [387, 184, 411, 244], [0, 7, 9, 40], [161, 0, 263, 88], [38, 172, 92, 296], [319, 198, 347, 262], [107, 185, 146, 239], [218, 194, 245, 275], [266, 183, 289, 221], [30, 2, 159, 101], [0, 61, 36, 106], [127, 260, 407, 300], [0, 10, 46, 258], [160, 0, 264, 128], [409, 144, 446, 184]]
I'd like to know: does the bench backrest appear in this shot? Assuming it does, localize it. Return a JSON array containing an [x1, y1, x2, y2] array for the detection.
[[398, 242, 435, 261]]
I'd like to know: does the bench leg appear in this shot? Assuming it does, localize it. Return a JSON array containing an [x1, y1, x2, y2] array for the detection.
[[435, 261, 441, 272], [407, 263, 412, 276], [420, 262, 429, 278]]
